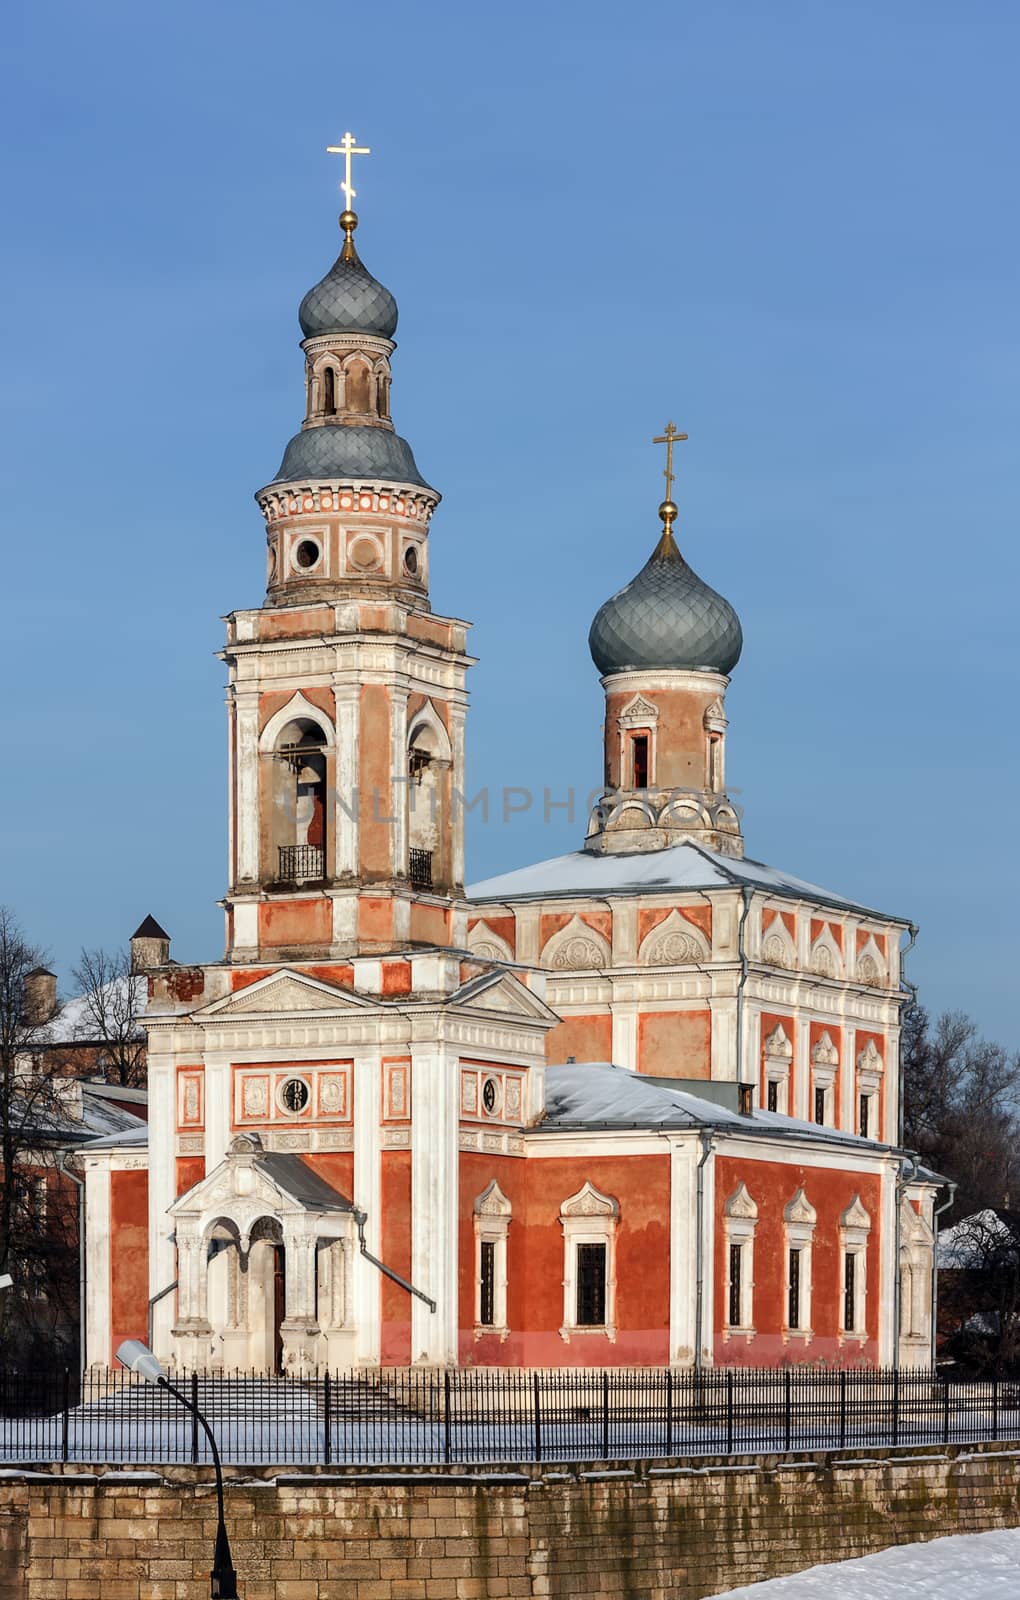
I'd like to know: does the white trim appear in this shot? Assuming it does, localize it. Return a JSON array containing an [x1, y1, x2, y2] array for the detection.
[[723, 1181, 758, 1336], [473, 1180, 511, 1339], [258, 692, 336, 754], [559, 1182, 619, 1342], [783, 1187, 817, 1339]]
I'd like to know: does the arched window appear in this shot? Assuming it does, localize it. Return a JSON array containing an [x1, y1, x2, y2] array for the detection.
[[323, 367, 336, 415], [272, 718, 328, 883]]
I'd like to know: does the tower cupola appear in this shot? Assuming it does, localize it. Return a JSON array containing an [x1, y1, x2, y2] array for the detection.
[[255, 138, 437, 608], [584, 424, 744, 859]]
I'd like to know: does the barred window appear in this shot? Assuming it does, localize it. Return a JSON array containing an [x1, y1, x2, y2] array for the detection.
[[576, 1242, 607, 1327], [479, 1240, 496, 1327]]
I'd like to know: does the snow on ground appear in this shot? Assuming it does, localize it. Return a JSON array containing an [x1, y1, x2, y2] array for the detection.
[[707, 1527, 1020, 1598]]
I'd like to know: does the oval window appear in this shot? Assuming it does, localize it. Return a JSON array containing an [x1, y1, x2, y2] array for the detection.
[[482, 1077, 499, 1115], [294, 539, 320, 570], [404, 545, 419, 575], [280, 1078, 310, 1114]]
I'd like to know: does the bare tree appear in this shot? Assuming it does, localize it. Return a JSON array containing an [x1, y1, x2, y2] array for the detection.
[[68, 946, 146, 1087], [903, 1006, 1020, 1220], [939, 1209, 1020, 1377], [0, 906, 79, 1364]]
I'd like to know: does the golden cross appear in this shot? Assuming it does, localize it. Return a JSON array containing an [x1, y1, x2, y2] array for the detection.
[[326, 131, 371, 211], [653, 420, 689, 503]]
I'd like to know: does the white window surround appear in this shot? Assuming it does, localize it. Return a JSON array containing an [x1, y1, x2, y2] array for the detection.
[[761, 917, 797, 972], [856, 1040, 883, 1137], [783, 1188, 817, 1341], [723, 1182, 758, 1338], [811, 1032, 839, 1125], [839, 1194, 872, 1340], [898, 1198, 935, 1349], [473, 1180, 512, 1341], [258, 692, 336, 754], [763, 1023, 793, 1114], [616, 694, 659, 789], [558, 1181, 619, 1342]]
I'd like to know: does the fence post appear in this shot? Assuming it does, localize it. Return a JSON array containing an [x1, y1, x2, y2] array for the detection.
[[443, 1370, 452, 1466], [942, 1378, 950, 1445], [665, 1369, 673, 1458], [60, 1368, 70, 1463], [726, 1369, 734, 1456], [601, 1371, 610, 1461], [892, 1368, 900, 1448], [783, 1368, 792, 1454], [993, 1376, 999, 1442], [532, 1372, 542, 1463], [839, 1369, 847, 1451], [190, 1372, 200, 1464], [323, 1371, 332, 1466]]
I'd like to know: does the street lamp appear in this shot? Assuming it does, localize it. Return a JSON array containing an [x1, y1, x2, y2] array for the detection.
[[116, 1340, 238, 1599]]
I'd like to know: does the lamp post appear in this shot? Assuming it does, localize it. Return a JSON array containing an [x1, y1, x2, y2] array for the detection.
[[116, 1340, 238, 1599]]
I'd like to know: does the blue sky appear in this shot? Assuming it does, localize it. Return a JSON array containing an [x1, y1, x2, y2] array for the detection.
[[1, 0, 1017, 1045]]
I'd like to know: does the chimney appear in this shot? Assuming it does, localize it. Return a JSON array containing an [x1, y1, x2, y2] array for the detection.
[[130, 914, 171, 972], [22, 967, 57, 1026]]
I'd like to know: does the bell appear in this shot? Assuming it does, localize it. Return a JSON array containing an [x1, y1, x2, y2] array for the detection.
[[296, 763, 320, 784]]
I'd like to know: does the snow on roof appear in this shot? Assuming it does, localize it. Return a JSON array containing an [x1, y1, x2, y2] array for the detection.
[[468, 839, 901, 921], [46, 976, 147, 1044], [21, 1084, 147, 1145], [937, 1208, 1020, 1269], [541, 1061, 885, 1149], [83, 1124, 149, 1151]]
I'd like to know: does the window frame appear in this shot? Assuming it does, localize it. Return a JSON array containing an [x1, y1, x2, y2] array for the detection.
[[783, 1187, 817, 1342], [559, 1182, 619, 1342], [723, 1182, 758, 1338], [473, 1180, 511, 1342], [839, 1194, 872, 1342]]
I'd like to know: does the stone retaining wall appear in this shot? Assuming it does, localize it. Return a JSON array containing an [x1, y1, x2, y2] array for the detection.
[[1, 1443, 1019, 1600]]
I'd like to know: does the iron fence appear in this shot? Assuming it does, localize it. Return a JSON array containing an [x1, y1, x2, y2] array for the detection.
[[2, 1365, 1019, 1468]]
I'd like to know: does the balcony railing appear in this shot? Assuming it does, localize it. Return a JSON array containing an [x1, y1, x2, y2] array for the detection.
[[408, 848, 433, 889], [278, 844, 325, 883]]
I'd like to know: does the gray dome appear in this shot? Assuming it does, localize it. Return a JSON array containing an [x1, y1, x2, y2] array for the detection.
[[589, 525, 742, 676], [271, 424, 434, 490], [298, 247, 398, 340]]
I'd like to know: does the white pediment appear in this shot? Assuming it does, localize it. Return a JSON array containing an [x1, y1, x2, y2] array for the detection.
[[456, 968, 559, 1023], [724, 1181, 759, 1221], [195, 969, 374, 1021], [784, 1187, 817, 1227]]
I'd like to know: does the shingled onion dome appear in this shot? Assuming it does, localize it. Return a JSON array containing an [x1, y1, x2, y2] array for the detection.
[[588, 499, 743, 677], [298, 209, 398, 339]]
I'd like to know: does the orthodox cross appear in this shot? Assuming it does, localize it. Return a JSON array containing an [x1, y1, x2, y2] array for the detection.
[[653, 420, 688, 503], [326, 132, 371, 211]]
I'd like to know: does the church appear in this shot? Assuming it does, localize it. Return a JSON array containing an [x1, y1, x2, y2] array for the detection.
[[81, 139, 939, 1374]]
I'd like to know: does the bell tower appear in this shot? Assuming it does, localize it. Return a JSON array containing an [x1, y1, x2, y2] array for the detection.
[[222, 139, 472, 961]]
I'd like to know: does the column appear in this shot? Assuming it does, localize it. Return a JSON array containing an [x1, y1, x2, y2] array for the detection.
[[352, 1047, 382, 1364], [83, 1158, 111, 1368], [410, 1040, 460, 1364], [233, 688, 261, 884], [147, 1045, 178, 1363], [449, 702, 467, 890], [332, 679, 360, 878]]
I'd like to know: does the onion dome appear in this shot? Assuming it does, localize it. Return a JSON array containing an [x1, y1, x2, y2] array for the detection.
[[298, 211, 398, 340], [272, 424, 433, 490], [589, 506, 743, 677]]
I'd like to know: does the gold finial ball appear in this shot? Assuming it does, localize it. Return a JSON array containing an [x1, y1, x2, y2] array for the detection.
[[658, 499, 678, 522], [339, 209, 359, 230]]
